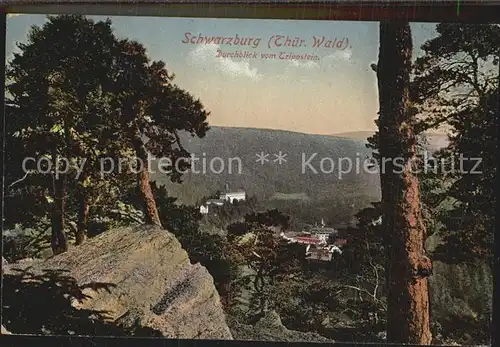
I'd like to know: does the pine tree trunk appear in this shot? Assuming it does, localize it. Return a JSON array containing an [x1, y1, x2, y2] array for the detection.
[[491, 60, 500, 347], [75, 169, 90, 245], [132, 127, 162, 228], [75, 192, 89, 245], [377, 21, 432, 344], [51, 147, 68, 255]]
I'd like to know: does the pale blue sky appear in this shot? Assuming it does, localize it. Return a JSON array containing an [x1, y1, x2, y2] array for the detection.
[[6, 14, 437, 135]]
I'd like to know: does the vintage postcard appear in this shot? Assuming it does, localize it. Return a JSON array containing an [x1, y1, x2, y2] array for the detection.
[[2, 13, 496, 345]]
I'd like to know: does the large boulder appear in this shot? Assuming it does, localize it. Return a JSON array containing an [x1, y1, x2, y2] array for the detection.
[[2, 225, 233, 339]]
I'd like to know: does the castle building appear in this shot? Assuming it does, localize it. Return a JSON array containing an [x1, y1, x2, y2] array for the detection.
[[219, 182, 246, 203], [199, 185, 246, 214], [220, 191, 246, 203]]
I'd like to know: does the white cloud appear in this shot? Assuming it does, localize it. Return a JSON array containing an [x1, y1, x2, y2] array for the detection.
[[285, 49, 353, 71], [288, 60, 320, 69], [323, 49, 353, 62], [320, 50, 354, 72], [187, 44, 262, 81]]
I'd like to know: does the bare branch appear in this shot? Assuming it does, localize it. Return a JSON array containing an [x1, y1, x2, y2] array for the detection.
[[8, 170, 31, 189]]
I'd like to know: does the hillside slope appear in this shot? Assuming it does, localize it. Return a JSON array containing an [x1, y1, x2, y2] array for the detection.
[[153, 126, 380, 204]]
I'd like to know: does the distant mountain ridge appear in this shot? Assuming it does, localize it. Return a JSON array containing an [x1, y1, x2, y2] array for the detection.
[[331, 131, 375, 141], [151, 126, 450, 204], [150, 126, 451, 225], [332, 130, 450, 152], [152, 126, 381, 206]]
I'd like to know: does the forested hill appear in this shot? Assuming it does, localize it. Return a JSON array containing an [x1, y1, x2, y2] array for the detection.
[[152, 126, 381, 206]]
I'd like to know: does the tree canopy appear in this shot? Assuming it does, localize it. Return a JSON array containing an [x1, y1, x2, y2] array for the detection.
[[5, 14, 210, 253]]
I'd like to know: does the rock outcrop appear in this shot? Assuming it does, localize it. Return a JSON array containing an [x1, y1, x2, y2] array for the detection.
[[229, 310, 334, 342], [2, 225, 232, 339]]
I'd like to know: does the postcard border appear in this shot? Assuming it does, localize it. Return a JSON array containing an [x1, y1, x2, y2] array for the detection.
[[0, 2, 498, 347]]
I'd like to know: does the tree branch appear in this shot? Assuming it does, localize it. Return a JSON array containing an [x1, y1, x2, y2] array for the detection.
[[8, 171, 33, 189]]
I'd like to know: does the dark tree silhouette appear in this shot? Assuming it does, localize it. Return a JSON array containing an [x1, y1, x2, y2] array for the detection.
[[5, 15, 210, 251], [412, 23, 500, 269], [107, 40, 209, 227], [6, 15, 118, 253]]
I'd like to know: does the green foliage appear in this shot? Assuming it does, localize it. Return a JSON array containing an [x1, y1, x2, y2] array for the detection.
[[5, 14, 210, 250], [2, 226, 51, 262], [271, 272, 343, 332], [244, 209, 290, 229], [412, 23, 500, 111], [5, 15, 129, 249], [360, 26, 496, 344], [106, 39, 210, 183], [429, 260, 493, 345], [410, 23, 496, 344], [413, 23, 499, 268], [331, 203, 387, 331], [353, 23, 496, 344], [4, 16, 496, 344], [201, 195, 259, 230], [226, 210, 304, 315], [433, 89, 496, 266]]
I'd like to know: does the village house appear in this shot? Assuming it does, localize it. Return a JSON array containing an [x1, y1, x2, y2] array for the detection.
[[306, 244, 343, 262], [206, 199, 225, 206], [199, 199, 225, 214], [293, 235, 325, 246], [280, 219, 346, 262]]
